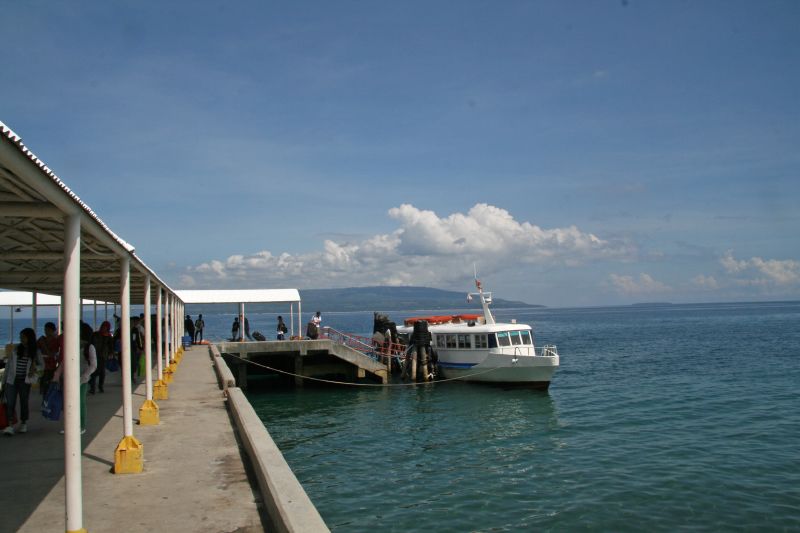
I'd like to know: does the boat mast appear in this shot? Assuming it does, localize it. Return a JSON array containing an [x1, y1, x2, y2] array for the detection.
[[472, 266, 495, 325]]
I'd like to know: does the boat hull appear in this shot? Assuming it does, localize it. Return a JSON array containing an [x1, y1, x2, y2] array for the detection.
[[437, 352, 559, 387]]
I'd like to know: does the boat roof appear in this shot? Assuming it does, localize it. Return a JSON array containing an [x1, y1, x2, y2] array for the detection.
[[398, 321, 532, 333]]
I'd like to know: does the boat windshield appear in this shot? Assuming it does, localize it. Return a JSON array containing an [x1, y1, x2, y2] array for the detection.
[[520, 330, 532, 345], [496, 331, 511, 347]]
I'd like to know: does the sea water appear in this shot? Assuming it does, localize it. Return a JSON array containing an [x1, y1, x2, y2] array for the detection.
[[244, 302, 800, 532], [2, 302, 798, 531]]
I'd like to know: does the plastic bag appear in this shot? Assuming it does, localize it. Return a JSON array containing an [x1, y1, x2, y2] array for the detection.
[[41, 383, 63, 421], [106, 357, 120, 372]]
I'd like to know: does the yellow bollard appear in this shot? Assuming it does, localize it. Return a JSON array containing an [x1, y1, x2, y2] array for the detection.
[[114, 435, 144, 474], [138, 399, 160, 425], [153, 379, 169, 400], [163, 368, 174, 384]]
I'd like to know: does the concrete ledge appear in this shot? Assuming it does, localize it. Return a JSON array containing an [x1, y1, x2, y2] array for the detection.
[[227, 387, 329, 533], [210, 343, 236, 390]]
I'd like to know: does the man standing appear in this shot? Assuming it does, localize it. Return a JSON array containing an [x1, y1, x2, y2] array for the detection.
[[194, 314, 205, 343], [184, 315, 195, 344]]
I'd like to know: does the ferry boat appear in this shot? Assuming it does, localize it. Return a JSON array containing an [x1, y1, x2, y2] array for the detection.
[[396, 279, 559, 389]]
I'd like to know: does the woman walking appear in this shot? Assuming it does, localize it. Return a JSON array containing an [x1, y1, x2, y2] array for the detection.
[[89, 321, 113, 394], [53, 323, 97, 434], [4, 328, 43, 436]]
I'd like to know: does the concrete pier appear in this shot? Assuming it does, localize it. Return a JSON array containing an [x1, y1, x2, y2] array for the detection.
[[2, 346, 266, 532]]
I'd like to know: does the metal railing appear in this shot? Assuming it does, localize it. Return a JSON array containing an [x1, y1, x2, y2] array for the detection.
[[539, 345, 558, 357], [323, 327, 406, 365]]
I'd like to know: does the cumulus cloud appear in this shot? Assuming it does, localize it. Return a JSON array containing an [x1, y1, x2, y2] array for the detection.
[[691, 274, 719, 290], [184, 203, 634, 289], [720, 251, 799, 286], [609, 273, 670, 295]]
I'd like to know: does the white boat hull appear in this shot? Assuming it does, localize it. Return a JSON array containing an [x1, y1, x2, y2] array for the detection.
[[437, 350, 559, 388]]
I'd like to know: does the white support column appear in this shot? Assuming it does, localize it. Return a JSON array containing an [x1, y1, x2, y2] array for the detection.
[[165, 293, 171, 365], [239, 302, 245, 341], [32, 292, 38, 333], [120, 257, 133, 438], [156, 288, 163, 380], [144, 277, 152, 400], [113, 255, 143, 474], [63, 213, 84, 533], [290, 303, 294, 339], [174, 297, 178, 354], [139, 276, 159, 424], [170, 296, 175, 360], [298, 300, 302, 339]]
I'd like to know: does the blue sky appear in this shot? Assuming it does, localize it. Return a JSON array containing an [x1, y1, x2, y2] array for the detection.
[[2, 1, 798, 306]]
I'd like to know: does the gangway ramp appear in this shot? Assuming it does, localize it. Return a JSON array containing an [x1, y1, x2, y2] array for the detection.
[[218, 339, 388, 387]]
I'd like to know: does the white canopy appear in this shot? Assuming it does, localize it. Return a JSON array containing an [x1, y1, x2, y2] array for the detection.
[[0, 290, 110, 307], [175, 289, 300, 305]]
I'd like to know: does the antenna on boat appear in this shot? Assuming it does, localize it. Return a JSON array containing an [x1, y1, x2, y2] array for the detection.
[[470, 264, 495, 325]]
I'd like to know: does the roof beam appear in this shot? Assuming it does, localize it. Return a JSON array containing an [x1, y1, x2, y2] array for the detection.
[[1, 252, 117, 261], [1, 271, 125, 281], [0, 201, 62, 218]]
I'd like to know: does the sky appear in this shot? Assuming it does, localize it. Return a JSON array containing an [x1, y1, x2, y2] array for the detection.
[[2, 1, 799, 307]]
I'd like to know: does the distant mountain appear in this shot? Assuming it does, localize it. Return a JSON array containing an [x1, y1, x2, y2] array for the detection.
[[184, 286, 543, 315], [299, 286, 542, 312]]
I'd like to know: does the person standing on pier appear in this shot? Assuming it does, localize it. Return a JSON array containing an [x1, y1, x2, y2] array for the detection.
[[131, 317, 144, 381], [244, 317, 252, 340], [89, 321, 113, 394], [311, 311, 322, 337], [53, 323, 96, 434], [185, 315, 195, 344], [3, 328, 43, 436], [194, 314, 205, 343], [276, 316, 288, 340], [36, 322, 59, 397], [231, 317, 240, 341]]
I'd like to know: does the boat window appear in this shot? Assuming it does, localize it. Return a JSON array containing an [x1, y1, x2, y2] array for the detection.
[[474, 334, 488, 349], [496, 331, 511, 347], [488, 334, 497, 348], [457, 334, 471, 349], [446, 335, 457, 348], [436, 335, 446, 348], [520, 331, 532, 345], [510, 331, 522, 345]]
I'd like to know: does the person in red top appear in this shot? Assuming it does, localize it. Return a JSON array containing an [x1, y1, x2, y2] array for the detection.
[[37, 322, 59, 396]]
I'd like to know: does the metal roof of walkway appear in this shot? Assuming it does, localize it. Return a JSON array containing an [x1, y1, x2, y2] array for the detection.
[[0, 121, 171, 304]]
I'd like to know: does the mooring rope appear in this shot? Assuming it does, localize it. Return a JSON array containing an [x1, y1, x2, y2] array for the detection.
[[225, 352, 503, 388]]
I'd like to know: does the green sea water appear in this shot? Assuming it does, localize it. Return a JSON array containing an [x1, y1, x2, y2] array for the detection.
[[245, 302, 800, 531]]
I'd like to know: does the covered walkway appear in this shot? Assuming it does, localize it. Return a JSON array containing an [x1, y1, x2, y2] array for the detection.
[[6, 345, 264, 532], [1, 121, 208, 531]]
